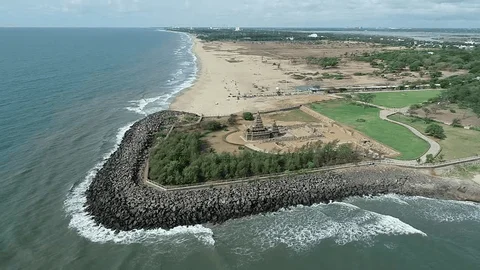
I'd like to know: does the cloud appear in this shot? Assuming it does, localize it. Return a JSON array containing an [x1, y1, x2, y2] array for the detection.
[[3, 0, 480, 27]]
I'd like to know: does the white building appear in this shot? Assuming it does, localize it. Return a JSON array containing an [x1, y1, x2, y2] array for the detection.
[[308, 33, 318, 38], [235, 27, 241, 32]]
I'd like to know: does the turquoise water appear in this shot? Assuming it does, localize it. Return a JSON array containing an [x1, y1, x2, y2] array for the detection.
[[1, 28, 480, 269]]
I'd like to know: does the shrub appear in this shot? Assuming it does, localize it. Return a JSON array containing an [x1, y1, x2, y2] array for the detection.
[[243, 112, 254, 121], [425, 154, 435, 164], [356, 118, 366, 122], [410, 104, 422, 110], [423, 117, 434, 124], [425, 123, 446, 139], [306, 57, 339, 68], [451, 118, 463, 128], [228, 114, 237, 126], [202, 120, 223, 131], [450, 109, 456, 113]]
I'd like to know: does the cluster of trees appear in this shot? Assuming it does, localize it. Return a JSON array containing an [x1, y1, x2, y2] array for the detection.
[[149, 132, 360, 185], [356, 48, 480, 75], [306, 57, 340, 68], [169, 28, 422, 47], [440, 76, 480, 116]]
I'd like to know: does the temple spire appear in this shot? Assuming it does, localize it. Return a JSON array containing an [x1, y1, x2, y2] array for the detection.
[[252, 111, 264, 129]]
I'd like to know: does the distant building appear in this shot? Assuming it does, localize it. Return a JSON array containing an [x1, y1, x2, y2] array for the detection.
[[235, 27, 241, 32], [244, 112, 280, 141], [308, 33, 318, 38]]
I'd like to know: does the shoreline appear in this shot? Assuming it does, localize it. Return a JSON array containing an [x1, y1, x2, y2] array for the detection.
[[168, 35, 335, 116], [85, 111, 480, 231], [169, 34, 202, 111]]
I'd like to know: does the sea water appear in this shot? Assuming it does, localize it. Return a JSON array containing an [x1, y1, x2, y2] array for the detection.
[[0, 28, 479, 269]]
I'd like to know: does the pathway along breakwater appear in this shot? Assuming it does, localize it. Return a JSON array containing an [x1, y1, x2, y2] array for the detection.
[[85, 110, 480, 231]]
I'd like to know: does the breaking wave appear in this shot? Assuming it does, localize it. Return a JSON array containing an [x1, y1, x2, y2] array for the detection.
[[214, 201, 426, 256], [64, 31, 212, 245]]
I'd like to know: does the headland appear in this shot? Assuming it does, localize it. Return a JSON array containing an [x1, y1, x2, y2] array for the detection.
[[86, 29, 480, 231], [85, 110, 480, 231]]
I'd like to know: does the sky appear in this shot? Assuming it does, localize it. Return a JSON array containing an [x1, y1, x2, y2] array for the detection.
[[1, 0, 479, 28]]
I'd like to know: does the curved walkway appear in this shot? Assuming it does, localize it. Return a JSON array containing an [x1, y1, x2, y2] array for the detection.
[[336, 97, 442, 164], [379, 109, 441, 164]]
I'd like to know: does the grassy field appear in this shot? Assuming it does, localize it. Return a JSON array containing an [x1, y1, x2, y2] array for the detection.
[[270, 109, 319, 122], [389, 114, 480, 160], [310, 101, 430, 160], [359, 90, 443, 108], [444, 164, 480, 180]]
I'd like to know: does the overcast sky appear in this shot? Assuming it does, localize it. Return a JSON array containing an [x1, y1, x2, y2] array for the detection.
[[1, 0, 479, 28]]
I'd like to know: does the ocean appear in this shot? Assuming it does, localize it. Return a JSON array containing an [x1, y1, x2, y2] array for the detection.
[[0, 28, 479, 269]]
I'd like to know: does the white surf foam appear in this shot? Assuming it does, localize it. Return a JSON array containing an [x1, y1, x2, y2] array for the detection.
[[126, 96, 163, 116], [405, 196, 480, 223], [126, 31, 197, 116], [64, 123, 214, 245], [64, 30, 209, 244], [356, 194, 480, 223], [349, 193, 410, 205], [215, 202, 425, 253]]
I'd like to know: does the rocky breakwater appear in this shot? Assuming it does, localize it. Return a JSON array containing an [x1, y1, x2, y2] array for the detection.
[[86, 111, 480, 231]]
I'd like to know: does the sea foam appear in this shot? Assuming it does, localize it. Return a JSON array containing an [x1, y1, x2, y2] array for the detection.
[[125, 31, 197, 116], [356, 194, 480, 223], [64, 123, 214, 245], [213, 201, 426, 254], [64, 31, 212, 245]]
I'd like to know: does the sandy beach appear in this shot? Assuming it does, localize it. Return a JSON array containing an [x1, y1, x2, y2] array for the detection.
[[170, 37, 333, 116]]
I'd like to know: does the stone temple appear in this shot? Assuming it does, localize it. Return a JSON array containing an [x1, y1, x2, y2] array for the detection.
[[244, 112, 280, 141]]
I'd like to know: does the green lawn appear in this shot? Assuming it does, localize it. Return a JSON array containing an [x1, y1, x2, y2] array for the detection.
[[361, 90, 443, 108], [310, 101, 430, 160], [389, 114, 480, 160], [270, 109, 319, 123]]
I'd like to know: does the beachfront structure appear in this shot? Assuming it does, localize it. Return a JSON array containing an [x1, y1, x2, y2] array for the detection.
[[244, 112, 280, 141]]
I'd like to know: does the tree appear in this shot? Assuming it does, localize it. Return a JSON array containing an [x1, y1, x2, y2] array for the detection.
[[409, 61, 422, 72], [357, 93, 376, 107], [430, 70, 443, 80], [202, 120, 223, 131], [243, 112, 254, 121], [425, 123, 446, 139], [451, 118, 463, 128], [228, 114, 237, 126], [422, 107, 431, 118], [425, 154, 435, 164]]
